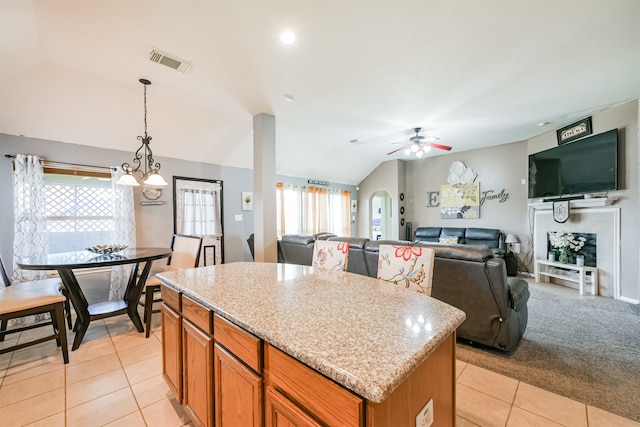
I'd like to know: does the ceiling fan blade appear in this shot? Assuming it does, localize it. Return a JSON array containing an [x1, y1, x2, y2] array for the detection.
[[430, 143, 452, 151], [387, 146, 407, 155]]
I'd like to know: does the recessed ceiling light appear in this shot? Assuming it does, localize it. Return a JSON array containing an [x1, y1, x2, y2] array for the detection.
[[283, 94, 295, 102], [280, 31, 296, 44], [538, 121, 551, 126]]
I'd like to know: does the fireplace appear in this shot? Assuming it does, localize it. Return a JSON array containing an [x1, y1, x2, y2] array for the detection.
[[532, 199, 620, 298], [546, 232, 596, 266]]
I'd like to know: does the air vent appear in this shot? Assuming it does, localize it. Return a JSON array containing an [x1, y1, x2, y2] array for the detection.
[[148, 49, 192, 73]]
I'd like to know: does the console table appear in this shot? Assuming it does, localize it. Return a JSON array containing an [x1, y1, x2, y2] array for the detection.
[[535, 259, 598, 295]]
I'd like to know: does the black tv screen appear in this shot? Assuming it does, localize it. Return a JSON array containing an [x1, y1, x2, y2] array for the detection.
[[528, 129, 618, 199]]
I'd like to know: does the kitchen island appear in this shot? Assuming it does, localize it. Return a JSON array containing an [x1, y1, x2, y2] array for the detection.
[[158, 262, 466, 427]]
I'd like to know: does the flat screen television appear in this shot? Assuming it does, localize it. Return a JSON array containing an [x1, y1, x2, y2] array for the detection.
[[528, 129, 618, 200]]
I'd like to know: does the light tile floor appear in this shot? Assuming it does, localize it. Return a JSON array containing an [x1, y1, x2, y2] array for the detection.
[[1, 312, 639, 427]]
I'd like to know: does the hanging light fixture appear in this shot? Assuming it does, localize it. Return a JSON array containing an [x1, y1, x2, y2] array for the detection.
[[116, 78, 168, 187]]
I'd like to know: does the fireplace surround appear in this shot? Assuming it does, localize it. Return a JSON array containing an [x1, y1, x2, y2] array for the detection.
[[531, 198, 620, 298]]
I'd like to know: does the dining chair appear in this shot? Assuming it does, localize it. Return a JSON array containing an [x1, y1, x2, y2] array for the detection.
[[0, 255, 69, 363], [140, 234, 202, 337], [376, 244, 435, 295], [311, 240, 350, 271]]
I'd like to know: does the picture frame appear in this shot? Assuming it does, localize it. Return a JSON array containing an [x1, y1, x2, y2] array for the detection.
[[557, 117, 592, 145], [242, 191, 253, 211]]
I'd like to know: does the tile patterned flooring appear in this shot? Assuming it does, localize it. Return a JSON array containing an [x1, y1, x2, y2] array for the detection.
[[1, 312, 639, 427]]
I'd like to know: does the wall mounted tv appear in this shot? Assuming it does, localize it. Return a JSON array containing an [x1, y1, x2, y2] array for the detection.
[[528, 129, 618, 200]]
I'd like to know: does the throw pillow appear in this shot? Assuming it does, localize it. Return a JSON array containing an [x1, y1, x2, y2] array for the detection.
[[439, 237, 459, 244]]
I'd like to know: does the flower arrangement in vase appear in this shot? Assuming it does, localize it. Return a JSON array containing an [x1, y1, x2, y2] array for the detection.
[[548, 231, 586, 264]]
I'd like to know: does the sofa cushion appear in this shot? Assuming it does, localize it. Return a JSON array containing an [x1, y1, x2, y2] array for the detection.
[[441, 227, 466, 242], [282, 234, 316, 245], [415, 242, 493, 263], [439, 236, 459, 244], [414, 227, 441, 242], [465, 227, 504, 249]]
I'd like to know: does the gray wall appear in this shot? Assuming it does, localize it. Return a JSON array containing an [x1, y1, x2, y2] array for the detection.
[[0, 134, 256, 270], [0, 133, 359, 273], [527, 100, 639, 302], [360, 99, 639, 302]]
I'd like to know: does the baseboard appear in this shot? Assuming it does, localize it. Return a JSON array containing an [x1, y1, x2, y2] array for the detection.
[[619, 296, 639, 305]]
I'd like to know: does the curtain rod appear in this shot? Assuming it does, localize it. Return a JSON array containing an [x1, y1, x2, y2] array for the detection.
[[4, 154, 116, 171]]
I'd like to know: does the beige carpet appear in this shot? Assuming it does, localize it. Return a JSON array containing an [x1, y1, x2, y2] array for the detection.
[[456, 282, 640, 422]]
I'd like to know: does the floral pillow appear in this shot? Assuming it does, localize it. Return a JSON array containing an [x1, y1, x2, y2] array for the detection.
[[312, 240, 350, 271], [377, 245, 435, 295], [439, 237, 459, 244]]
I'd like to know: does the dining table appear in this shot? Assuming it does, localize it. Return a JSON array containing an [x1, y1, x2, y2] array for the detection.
[[17, 247, 172, 350]]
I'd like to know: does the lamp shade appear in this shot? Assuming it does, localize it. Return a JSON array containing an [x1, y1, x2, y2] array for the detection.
[[505, 234, 518, 244], [116, 173, 140, 186], [143, 173, 168, 187]]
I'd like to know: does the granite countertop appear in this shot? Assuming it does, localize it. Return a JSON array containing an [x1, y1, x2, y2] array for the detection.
[[158, 262, 465, 403]]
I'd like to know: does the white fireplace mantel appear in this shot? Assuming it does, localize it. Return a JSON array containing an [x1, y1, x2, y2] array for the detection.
[[528, 197, 618, 210], [531, 202, 621, 299]]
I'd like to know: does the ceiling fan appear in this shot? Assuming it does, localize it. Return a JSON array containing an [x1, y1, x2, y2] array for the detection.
[[387, 128, 452, 157]]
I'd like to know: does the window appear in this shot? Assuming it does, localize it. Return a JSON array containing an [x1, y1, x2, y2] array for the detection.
[[276, 183, 351, 237], [44, 168, 116, 253]]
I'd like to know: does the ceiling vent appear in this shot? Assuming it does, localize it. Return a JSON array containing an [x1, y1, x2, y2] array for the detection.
[[148, 48, 192, 73]]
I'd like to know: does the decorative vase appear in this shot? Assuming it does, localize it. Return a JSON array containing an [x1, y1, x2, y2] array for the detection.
[[558, 248, 569, 264]]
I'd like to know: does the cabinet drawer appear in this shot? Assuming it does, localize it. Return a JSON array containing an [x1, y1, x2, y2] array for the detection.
[[161, 285, 180, 312], [182, 295, 213, 335], [266, 344, 363, 427], [214, 314, 262, 373]]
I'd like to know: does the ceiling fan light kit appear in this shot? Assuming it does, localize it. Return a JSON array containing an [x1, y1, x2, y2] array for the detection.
[[387, 127, 452, 157]]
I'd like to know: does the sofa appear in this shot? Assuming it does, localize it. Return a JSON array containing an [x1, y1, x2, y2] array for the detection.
[[274, 233, 529, 352], [413, 227, 506, 257]]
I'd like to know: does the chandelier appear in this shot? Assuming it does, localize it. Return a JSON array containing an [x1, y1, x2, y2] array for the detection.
[[116, 79, 168, 187]]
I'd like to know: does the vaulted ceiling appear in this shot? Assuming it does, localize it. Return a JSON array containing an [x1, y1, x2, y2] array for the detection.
[[1, 1, 639, 185]]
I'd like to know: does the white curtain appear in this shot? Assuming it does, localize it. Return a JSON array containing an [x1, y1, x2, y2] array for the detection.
[[109, 167, 136, 300], [175, 179, 222, 266], [12, 154, 49, 282]]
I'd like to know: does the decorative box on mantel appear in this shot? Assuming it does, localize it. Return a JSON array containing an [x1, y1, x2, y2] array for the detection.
[[530, 197, 621, 299]]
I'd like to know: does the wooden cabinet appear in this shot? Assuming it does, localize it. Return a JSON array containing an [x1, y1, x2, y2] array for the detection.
[[183, 319, 214, 427], [161, 303, 182, 403], [266, 344, 363, 427], [161, 284, 457, 427], [214, 343, 263, 427], [265, 386, 322, 427]]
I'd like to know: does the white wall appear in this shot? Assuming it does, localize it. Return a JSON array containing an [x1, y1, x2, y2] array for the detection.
[[357, 160, 405, 240]]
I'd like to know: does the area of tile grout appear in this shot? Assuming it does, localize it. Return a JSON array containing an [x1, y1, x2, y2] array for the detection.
[[1, 311, 638, 427]]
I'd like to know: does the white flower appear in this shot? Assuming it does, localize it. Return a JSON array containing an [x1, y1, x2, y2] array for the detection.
[[548, 232, 586, 253]]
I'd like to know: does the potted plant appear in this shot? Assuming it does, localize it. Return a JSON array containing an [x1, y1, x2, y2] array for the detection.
[[548, 231, 586, 264]]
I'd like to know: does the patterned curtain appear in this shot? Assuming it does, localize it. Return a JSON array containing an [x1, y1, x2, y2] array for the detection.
[[109, 167, 136, 300], [12, 154, 49, 282]]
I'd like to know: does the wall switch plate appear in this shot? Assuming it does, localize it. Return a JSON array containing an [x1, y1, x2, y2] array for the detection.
[[521, 178, 527, 185], [234, 214, 243, 221], [415, 398, 433, 427]]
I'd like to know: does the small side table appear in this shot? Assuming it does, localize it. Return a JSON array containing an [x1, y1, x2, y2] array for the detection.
[[535, 259, 598, 295]]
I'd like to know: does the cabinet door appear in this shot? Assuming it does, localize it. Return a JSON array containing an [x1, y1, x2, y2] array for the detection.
[[265, 386, 322, 427], [183, 319, 214, 427], [214, 343, 262, 427], [161, 303, 182, 403]]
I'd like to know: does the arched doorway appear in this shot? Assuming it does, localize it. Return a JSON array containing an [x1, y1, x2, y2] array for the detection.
[[370, 191, 391, 240]]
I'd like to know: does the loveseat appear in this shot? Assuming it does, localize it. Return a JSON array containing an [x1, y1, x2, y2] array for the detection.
[[273, 233, 529, 352], [413, 227, 506, 257]]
